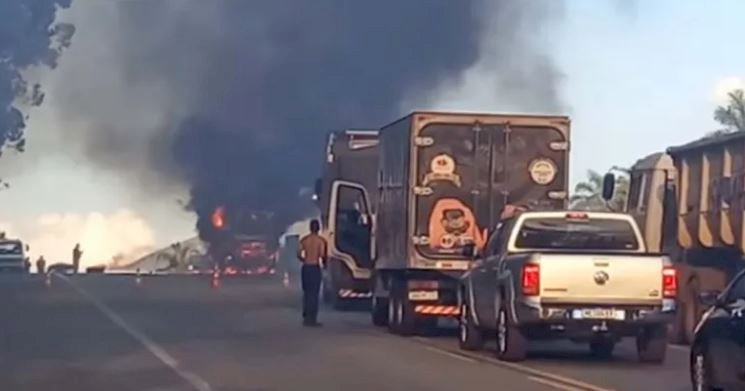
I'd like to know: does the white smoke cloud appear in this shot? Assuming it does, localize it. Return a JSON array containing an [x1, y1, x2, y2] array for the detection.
[[712, 76, 745, 105], [6, 209, 157, 271]]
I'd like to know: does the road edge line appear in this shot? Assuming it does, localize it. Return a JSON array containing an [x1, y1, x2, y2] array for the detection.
[[54, 273, 213, 391], [528, 375, 584, 391], [410, 337, 613, 391]]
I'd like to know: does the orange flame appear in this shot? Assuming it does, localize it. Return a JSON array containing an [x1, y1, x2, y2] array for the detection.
[[211, 206, 226, 230]]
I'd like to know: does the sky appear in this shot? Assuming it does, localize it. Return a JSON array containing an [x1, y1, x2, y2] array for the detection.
[[0, 0, 744, 268]]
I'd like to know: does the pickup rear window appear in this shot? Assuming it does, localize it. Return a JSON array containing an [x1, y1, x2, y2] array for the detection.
[[513, 217, 639, 251]]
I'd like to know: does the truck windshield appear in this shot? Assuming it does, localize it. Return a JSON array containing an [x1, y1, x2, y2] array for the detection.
[[0, 241, 22, 254], [513, 217, 639, 251]]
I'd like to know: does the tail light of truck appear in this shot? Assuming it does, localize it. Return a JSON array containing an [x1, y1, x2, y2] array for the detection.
[[662, 266, 677, 298], [522, 263, 540, 296]]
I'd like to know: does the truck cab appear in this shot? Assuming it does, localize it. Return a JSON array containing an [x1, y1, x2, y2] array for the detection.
[[315, 129, 379, 308], [627, 132, 745, 344], [0, 239, 29, 273]]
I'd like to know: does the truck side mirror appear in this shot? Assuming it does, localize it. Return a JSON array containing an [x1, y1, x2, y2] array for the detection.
[[360, 213, 370, 226], [699, 290, 722, 307], [313, 178, 322, 201], [602, 173, 616, 201]]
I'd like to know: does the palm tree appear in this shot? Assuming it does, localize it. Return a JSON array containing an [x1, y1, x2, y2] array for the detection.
[[571, 170, 629, 211], [714, 89, 745, 132]]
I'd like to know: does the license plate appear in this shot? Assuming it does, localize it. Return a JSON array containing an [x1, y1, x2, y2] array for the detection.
[[408, 290, 439, 301], [572, 308, 625, 320]]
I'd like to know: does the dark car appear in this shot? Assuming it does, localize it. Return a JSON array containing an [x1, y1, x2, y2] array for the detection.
[[690, 269, 745, 390], [47, 263, 76, 275]]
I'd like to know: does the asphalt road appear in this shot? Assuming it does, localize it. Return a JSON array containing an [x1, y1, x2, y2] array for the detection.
[[0, 273, 692, 391]]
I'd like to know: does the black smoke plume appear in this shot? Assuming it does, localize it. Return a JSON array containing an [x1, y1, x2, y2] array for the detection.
[[0, 0, 74, 157], [49, 0, 563, 244]]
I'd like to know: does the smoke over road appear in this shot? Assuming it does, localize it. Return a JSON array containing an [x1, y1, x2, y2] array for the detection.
[[0, 1, 74, 156], [48, 0, 565, 242]]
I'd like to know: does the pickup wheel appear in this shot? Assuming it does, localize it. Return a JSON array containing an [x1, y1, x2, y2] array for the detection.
[[496, 305, 527, 362], [637, 325, 668, 363], [371, 295, 388, 327], [458, 300, 485, 351], [589, 339, 616, 359]]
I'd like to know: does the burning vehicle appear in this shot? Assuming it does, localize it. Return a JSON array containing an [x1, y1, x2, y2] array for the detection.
[[207, 206, 279, 276]]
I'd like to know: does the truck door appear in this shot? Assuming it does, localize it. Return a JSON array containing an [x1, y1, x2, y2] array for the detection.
[[414, 123, 494, 259], [328, 181, 374, 272]]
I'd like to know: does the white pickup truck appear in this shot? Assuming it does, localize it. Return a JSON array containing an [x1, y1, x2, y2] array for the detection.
[[458, 211, 676, 363]]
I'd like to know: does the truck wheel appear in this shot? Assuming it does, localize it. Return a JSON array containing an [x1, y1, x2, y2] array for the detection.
[[589, 339, 615, 359], [322, 279, 334, 305], [668, 300, 687, 344], [396, 283, 417, 336], [496, 305, 527, 362], [458, 300, 484, 351], [683, 300, 700, 345], [371, 295, 388, 327], [637, 325, 668, 363], [387, 292, 402, 334]]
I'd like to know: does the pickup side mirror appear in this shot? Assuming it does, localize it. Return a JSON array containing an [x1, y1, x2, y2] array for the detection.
[[461, 243, 478, 258], [602, 173, 616, 201], [698, 290, 722, 307]]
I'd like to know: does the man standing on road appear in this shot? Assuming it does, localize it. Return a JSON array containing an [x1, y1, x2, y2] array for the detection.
[[72, 243, 83, 274], [36, 256, 46, 275], [297, 220, 327, 327]]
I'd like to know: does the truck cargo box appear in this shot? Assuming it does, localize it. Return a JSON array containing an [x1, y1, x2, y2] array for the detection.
[[667, 131, 745, 254], [375, 111, 570, 272]]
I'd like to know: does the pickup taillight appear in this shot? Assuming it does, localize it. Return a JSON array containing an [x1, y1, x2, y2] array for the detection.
[[662, 266, 677, 298], [522, 263, 540, 296]]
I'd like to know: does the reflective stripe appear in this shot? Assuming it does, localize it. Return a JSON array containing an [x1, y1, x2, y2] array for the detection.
[[414, 305, 460, 316], [337, 289, 373, 299]]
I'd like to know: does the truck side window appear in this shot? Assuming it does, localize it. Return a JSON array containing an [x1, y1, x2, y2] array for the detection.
[[335, 185, 371, 264]]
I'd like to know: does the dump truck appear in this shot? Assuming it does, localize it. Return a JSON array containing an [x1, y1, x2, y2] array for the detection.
[[208, 208, 279, 276], [313, 129, 380, 308], [626, 131, 745, 344], [353, 111, 571, 335]]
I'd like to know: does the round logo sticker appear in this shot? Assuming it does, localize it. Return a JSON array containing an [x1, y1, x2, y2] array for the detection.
[[431, 154, 455, 175], [529, 158, 557, 185]]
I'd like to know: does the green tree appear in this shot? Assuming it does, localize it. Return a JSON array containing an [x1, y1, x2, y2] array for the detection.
[[571, 170, 629, 211], [714, 89, 745, 132]]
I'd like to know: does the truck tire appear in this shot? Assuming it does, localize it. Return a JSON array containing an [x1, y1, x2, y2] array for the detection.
[[396, 282, 417, 336], [683, 300, 700, 345], [496, 305, 527, 362], [322, 278, 334, 305], [371, 295, 388, 327], [589, 339, 616, 359], [637, 325, 668, 363], [387, 294, 400, 334], [458, 299, 484, 351]]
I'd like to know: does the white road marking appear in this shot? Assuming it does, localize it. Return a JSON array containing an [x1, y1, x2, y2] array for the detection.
[[419, 343, 478, 363], [529, 376, 584, 391], [409, 336, 613, 391], [55, 273, 213, 391], [669, 344, 690, 353]]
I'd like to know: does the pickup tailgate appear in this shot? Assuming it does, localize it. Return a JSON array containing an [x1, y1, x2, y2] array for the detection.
[[538, 254, 664, 304]]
